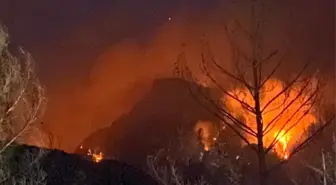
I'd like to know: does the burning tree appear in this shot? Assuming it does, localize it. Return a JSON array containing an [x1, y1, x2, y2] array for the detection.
[[175, 1, 335, 185], [0, 26, 46, 184]]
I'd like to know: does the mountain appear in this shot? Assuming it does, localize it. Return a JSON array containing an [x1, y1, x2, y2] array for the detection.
[[75, 77, 221, 166]]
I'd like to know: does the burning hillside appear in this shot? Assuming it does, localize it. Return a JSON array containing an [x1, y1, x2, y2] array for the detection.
[[74, 78, 221, 166], [194, 120, 219, 151], [87, 148, 104, 163], [78, 145, 105, 163], [75, 77, 323, 163], [224, 78, 318, 159]]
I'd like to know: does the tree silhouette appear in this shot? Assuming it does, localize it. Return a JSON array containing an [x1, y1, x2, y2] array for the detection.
[[0, 25, 46, 185], [175, 1, 335, 185]]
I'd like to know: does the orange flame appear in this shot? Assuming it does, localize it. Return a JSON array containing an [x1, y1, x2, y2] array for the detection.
[[87, 148, 104, 163], [224, 78, 317, 159], [273, 130, 290, 159], [194, 121, 218, 151]]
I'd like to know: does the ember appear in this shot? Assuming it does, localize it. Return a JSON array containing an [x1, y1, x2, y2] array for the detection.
[[87, 148, 104, 163], [194, 120, 218, 151]]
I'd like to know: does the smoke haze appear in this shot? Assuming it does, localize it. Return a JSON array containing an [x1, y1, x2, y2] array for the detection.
[[0, 0, 333, 152]]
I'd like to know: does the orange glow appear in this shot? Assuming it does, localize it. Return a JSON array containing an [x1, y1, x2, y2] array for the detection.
[[224, 78, 317, 159], [273, 130, 290, 159], [87, 148, 104, 163], [194, 120, 218, 151]]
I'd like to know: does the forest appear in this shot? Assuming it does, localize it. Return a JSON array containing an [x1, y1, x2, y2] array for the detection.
[[0, 0, 334, 185]]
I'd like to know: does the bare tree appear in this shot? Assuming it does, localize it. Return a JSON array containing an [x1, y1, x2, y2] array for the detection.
[[0, 26, 47, 184], [175, 1, 335, 185], [147, 150, 211, 185], [305, 150, 335, 185], [40, 122, 61, 149], [301, 132, 336, 185], [146, 128, 243, 185]]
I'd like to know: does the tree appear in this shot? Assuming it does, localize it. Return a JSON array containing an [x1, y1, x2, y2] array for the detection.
[[147, 149, 211, 185], [40, 122, 62, 149], [0, 25, 46, 184], [175, 1, 335, 185]]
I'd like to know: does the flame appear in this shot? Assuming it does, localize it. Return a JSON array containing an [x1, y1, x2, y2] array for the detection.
[[194, 120, 218, 151], [273, 130, 290, 159], [224, 78, 317, 159], [87, 148, 104, 163]]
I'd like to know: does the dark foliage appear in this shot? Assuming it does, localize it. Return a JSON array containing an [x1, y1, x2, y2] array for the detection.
[[9, 144, 159, 185]]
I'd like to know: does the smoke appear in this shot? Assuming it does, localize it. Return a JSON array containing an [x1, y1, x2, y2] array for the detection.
[[37, 0, 334, 152], [41, 7, 229, 152]]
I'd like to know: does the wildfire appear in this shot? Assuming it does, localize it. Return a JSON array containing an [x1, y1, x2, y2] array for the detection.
[[273, 130, 290, 159], [224, 78, 317, 159], [87, 148, 104, 163], [194, 120, 218, 151]]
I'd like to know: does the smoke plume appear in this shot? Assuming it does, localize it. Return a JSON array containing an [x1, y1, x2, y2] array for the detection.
[[30, 0, 334, 152]]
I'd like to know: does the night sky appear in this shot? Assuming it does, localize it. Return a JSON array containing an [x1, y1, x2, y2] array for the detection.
[[0, 0, 334, 152], [0, 0, 334, 81], [0, 0, 218, 81]]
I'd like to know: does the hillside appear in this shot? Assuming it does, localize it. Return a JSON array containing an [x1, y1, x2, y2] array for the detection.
[[7, 144, 159, 185], [75, 78, 221, 166]]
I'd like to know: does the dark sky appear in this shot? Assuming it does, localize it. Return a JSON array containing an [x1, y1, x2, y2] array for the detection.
[[0, 0, 219, 82], [0, 0, 334, 152], [0, 0, 334, 81]]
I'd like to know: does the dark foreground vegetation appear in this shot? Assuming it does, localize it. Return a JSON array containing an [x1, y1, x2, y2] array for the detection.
[[3, 144, 293, 185], [6, 144, 159, 185]]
